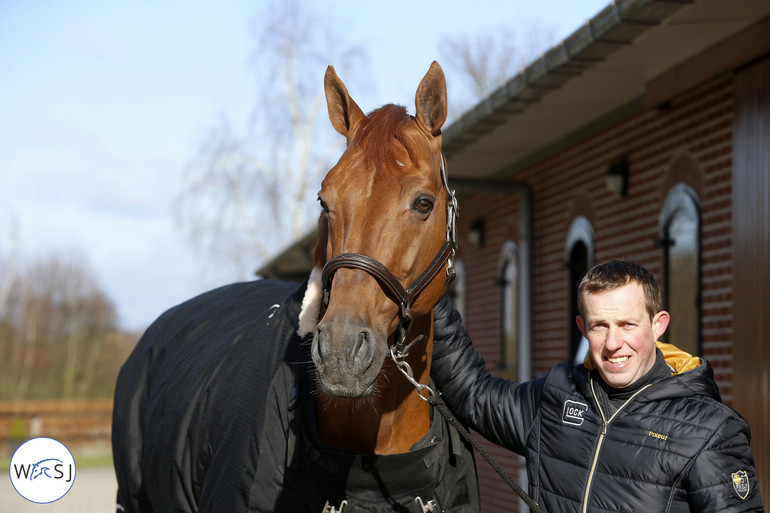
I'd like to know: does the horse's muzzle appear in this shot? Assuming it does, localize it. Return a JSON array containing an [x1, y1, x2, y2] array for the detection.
[[312, 319, 386, 397]]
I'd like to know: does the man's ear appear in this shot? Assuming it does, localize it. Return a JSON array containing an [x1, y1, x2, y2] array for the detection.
[[652, 310, 670, 341], [576, 315, 587, 338]]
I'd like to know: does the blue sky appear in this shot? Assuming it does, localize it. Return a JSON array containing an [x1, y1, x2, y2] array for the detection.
[[0, 0, 608, 330]]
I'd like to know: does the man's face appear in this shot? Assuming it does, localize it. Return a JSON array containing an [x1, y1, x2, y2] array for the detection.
[[577, 282, 669, 388]]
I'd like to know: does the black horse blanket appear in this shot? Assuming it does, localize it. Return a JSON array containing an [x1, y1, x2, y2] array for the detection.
[[112, 279, 479, 512]]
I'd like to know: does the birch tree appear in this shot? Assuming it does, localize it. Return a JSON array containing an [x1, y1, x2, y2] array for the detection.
[[0, 255, 124, 400], [440, 24, 557, 118], [177, 0, 364, 280]]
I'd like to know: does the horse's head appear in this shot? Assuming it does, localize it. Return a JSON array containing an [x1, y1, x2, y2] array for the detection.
[[311, 62, 455, 398]]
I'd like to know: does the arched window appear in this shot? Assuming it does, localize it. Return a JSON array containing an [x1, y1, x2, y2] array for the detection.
[[565, 216, 595, 364], [449, 259, 466, 321], [659, 183, 701, 356], [498, 241, 520, 379]]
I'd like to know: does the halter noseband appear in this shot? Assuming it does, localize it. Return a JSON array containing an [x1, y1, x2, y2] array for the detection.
[[320, 153, 458, 359]]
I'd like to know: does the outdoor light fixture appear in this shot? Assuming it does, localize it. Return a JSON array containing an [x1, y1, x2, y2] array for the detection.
[[605, 158, 630, 196], [468, 218, 485, 247]]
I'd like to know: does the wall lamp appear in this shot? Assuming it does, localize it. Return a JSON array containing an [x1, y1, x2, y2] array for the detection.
[[605, 158, 630, 197], [467, 218, 485, 247]]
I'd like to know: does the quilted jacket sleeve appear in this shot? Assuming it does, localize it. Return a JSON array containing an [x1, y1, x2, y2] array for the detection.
[[431, 296, 541, 454], [685, 409, 764, 511]]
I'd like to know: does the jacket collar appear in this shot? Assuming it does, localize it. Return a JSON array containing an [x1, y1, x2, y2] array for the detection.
[[577, 341, 721, 402]]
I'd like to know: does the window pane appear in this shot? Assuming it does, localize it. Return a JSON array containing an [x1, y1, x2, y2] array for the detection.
[[569, 241, 588, 363], [449, 260, 466, 320], [667, 201, 699, 356], [502, 260, 518, 377], [499, 242, 519, 380]]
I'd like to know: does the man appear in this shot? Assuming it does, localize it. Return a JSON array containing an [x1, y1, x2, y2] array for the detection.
[[431, 260, 764, 512]]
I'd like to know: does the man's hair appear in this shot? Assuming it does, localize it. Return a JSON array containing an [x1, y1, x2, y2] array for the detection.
[[577, 260, 663, 320]]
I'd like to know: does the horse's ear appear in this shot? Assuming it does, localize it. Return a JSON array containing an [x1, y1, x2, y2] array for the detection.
[[325, 65, 365, 139], [415, 61, 447, 137], [313, 213, 328, 267]]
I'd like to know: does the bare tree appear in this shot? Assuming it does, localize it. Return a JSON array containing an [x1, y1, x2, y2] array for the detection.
[[440, 23, 558, 118], [0, 255, 123, 400], [0, 213, 19, 315], [177, 0, 364, 280]]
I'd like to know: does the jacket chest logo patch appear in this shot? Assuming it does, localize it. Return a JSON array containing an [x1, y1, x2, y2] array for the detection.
[[731, 470, 750, 500], [562, 400, 589, 426]]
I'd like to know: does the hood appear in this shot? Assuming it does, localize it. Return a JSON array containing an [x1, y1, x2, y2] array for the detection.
[[655, 341, 701, 374]]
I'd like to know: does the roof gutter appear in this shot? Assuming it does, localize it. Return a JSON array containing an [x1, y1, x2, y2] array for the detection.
[[443, 0, 687, 156]]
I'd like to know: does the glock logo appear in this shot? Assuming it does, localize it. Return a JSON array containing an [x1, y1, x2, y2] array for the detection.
[[562, 400, 589, 426]]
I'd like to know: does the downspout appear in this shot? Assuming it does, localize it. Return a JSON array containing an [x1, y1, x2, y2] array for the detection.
[[449, 177, 533, 382]]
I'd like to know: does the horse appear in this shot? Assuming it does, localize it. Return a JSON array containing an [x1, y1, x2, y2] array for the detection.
[[112, 61, 479, 513]]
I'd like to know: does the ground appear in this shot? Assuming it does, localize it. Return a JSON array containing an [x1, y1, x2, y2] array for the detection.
[[1, 466, 116, 512]]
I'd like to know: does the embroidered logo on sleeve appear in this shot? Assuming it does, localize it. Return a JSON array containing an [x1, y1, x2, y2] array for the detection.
[[731, 470, 750, 500], [561, 400, 589, 426]]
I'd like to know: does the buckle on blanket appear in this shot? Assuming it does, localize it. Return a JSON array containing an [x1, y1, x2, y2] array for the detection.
[[415, 496, 440, 512]]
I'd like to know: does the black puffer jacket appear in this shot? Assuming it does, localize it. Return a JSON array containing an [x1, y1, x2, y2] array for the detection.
[[431, 297, 764, 512]]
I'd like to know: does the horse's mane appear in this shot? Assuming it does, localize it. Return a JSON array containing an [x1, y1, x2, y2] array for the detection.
[[353, 104, 416, 170]]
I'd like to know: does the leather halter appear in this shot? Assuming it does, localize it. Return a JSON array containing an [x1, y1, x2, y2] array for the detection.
[[321, 153, 458, 358]]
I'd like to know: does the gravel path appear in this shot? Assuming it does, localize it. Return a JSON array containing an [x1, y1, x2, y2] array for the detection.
[[1, 466, 117, 512]]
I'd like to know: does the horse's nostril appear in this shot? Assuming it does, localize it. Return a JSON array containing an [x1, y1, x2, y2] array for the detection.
[[313, 327, 327, 366], [354, 330, 367, 355], [352, 329, 373, 367]]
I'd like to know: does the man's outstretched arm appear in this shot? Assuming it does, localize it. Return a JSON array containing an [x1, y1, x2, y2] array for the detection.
[[432, 296, 540, 452]]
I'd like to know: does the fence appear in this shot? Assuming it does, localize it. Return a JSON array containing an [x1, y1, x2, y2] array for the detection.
[[0, 400, 113, 460]]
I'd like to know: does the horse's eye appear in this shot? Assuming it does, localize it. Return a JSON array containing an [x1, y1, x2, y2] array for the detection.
[[318, 196, 330, 213], [413, 196, 434, 214]]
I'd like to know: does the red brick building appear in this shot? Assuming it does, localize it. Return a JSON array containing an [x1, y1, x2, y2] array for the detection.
[[260, 1, 770, 510]]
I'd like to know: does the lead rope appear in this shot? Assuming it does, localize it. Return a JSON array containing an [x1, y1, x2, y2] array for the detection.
[[427, 394, 544, 513], [390, 348, 544, 513]]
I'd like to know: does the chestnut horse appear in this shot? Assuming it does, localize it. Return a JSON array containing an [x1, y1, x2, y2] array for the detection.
[[112, 62, 478, 513], [311, 61, 457, 454]]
